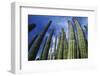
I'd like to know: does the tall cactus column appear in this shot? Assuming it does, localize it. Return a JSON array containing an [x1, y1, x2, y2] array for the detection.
[[62, 28, 68, 59], [73, 18, 88, 58], [67, 20, 77, 59], [41, 29, 54, 60], [40, 36, 48, 60], [48, 39, 54, 60], [57, 29, 65, 59], [55, 35, 61, 59], [28, 21, 52, 60], [28, 35, 38, 51], [54, 36, 57, 59]]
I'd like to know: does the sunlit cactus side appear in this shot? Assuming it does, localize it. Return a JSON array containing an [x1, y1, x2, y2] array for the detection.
[[57, 29, 64, 59], [41, 29, 54, 60], [28, 23, 36, 32], [28, 21, 52, 60], [47, 39, 53, 60], [28, 35, 38, 51], [73, 17, 88, 58], [55, 35, 61, 59], [48, 44, 54, 60], [62, 28, 68, 59], [48, 47, 52, 60], [49, 39, 55, 60], [40, 36, 48, 60], [67, 20, 77, 59]]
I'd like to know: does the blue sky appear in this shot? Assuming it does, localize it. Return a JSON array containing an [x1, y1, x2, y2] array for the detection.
[[28, 15, 88, 59]]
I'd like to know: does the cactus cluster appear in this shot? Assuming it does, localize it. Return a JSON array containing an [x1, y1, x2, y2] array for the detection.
[[28, 17, 88, 61]]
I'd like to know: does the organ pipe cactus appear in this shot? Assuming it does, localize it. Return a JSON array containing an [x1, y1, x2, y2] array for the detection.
[[28, 21, 52, 60], [57, 30, 64, 59], [55, 35, 61, 59], [62, 28, 68, 59], [73, 17, 88, 58], [41, 29, 54, 60], [40, 36, 48, 60], [28, 35, 38, 51], [53, 36, 57, 59], [67, 20, 77, 59]]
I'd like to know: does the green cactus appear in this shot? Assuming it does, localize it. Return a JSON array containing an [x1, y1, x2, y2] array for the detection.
[[73, 17, 88, 58], [48, 39, 54, 60], [40, 36, 48, 60], [47, 48, 52, 60], [28, 35, 38, 51], [41, 29, 54, 60], [67, 20, 77, 59], [57, 29, 65, 59], [53, 36, 57, 59], [28, 21, 52, 60], [62, 28, 68, 59], [55, 35, 61, 59]]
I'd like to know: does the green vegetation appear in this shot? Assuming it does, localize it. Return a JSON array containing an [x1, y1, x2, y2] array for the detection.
[[28, 17, 88, 60]]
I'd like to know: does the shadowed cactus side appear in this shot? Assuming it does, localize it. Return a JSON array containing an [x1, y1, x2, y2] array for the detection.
[[28, 35, 38, 51], [40, 36, 48, 60], [53, 36, 57, 59]]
